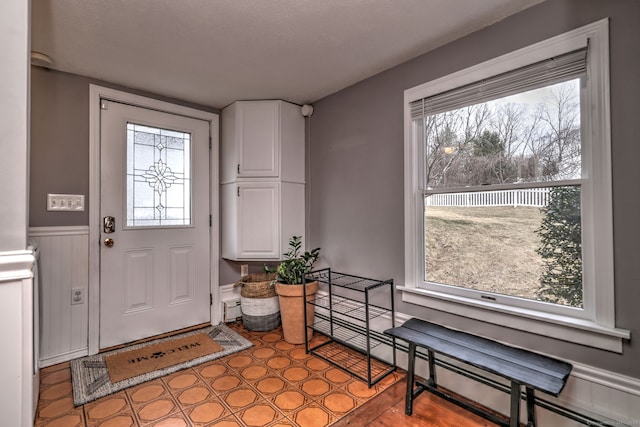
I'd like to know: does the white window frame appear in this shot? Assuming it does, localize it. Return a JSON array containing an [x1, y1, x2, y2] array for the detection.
[[400, 19, 630, 352]]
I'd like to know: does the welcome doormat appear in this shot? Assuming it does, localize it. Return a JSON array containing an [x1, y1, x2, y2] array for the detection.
[[70, 324, 252, 405], [105, 333, 223, 383]]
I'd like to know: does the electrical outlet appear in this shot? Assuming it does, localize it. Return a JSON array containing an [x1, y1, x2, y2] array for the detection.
[[240, 264, 249, 277], [71, 287, 84, 305]]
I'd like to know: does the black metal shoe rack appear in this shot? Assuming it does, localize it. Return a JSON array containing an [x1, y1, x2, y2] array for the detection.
[[303, 268, 396, 387]]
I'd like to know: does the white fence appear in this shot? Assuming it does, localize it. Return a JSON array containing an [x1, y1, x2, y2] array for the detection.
[[426, 188, 550, 208]]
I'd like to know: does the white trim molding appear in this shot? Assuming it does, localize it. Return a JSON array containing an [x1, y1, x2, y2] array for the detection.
[[0, 250, 35, 282], [88, 85, 219, 355], [401, 19, 628, 352], [29, 226, 90, 237]]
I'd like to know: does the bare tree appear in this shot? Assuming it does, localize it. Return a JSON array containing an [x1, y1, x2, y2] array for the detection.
[[425, 103, 490, 188], [535, 81, 582, 180]]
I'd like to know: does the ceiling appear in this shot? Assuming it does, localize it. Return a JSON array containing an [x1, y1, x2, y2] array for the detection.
[[31, 0, 544, 109]]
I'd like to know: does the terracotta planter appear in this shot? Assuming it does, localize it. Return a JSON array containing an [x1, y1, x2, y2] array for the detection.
[[275, 281, 318, 344]]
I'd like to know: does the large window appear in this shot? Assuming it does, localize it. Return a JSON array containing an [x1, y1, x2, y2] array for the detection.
[[402, 20, 629, 351]]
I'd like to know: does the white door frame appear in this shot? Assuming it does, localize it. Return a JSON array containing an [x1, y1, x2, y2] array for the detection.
[[88, 85, 220, 355]]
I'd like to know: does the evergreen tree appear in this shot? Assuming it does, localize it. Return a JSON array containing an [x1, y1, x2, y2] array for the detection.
[[535, 186, 582, 306]]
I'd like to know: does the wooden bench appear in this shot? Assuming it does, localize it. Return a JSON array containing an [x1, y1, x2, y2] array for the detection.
[[384, 318, 572, 427]]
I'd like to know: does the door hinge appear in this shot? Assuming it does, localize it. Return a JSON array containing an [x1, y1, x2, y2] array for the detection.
[[209, 137, 212, 149], [209, 214, 212, 227], [210, 293, 213, 306], [100, 100, 108, 110], [237, 164, 240, 174], [237, 187, 240, 197]]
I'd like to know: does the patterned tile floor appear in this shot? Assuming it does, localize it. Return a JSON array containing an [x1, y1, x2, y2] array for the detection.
[[35, 323, 402, 426]]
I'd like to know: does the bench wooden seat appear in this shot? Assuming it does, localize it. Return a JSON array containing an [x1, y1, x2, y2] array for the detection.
[[384, 318, 572, 427]]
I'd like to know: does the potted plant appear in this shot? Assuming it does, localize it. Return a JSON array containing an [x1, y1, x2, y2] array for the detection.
[[268, 236, 320, 344]]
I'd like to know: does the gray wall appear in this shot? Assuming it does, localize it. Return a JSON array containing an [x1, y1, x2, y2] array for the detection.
[[308, 0, 640, 378], [29, 67, 220, 227], [29, 67, 285, 286]]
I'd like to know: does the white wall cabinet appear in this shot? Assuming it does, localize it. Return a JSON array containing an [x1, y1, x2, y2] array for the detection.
[[221, 100, 305, 260]]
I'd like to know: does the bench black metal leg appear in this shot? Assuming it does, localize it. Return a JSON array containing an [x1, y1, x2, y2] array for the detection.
[[526, 387, 537, 427], [427, 349, 437, 386], [405, 343, 417, 415], [510, 382, 521, 427]]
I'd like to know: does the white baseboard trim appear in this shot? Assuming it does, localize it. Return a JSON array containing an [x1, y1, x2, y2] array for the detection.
[[220, 283, 241, 302], [39, 348, 88, 368]]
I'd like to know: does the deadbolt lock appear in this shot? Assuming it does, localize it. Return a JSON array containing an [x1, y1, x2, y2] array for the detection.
[[103, 216, 115, 233]]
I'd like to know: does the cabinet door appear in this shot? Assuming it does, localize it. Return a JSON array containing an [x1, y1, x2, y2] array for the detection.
[[237, 182, 280, 259], [237, 101, 279, 178]]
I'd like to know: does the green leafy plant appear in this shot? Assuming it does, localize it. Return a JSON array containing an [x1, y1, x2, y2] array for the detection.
[[266, 236, 320, 284], [535, 186, 583, 306]]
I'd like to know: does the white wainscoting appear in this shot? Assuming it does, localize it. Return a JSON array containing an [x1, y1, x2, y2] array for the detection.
[[30, 226, 90, 367], [394, 313, 640, 426]]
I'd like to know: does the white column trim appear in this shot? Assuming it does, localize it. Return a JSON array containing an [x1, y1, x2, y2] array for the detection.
[[0, 251, 35, 282]]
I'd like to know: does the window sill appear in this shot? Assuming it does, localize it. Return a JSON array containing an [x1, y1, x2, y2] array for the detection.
[[398, 286, 630, 353]]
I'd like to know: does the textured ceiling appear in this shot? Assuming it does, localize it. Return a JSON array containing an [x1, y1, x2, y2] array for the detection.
[[31, 0, 544, 109]]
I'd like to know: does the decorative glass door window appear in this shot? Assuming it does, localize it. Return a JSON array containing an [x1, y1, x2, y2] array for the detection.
[[126, 123, 192, 227]]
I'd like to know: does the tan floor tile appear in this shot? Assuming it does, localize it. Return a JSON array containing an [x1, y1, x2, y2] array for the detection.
[[248, 338, 262, 348], [127, 380, 169, 405], [142, 412, 191, 427], [260, 332, 284, 343], [224, 354, 254, 370], [209, 373, 243, 394], [321, 391, 359, 416], [85, 393, 129, 421], [175, 384, 214, 407], [249, 347, 278, 362], [35, 324, 394, 427], [40, 381, 73, 400], [268, 420, 296, 427], [164, 371, 200, 391], [235, 402, 283, 427], [270, 390, 310, 415], [299, 377, 332, 398], [280, 366, 311, 384], [195, 361, 230, 380], [273, 341, 296, 352], [38, 397, 76, 419], [375, 371, 403, 390], [322, 368, 352, 385], [289, 403, 336, 427], [185, 400, 230, 425], [40, 367, 72, 385], [35, 409, 84, 427], [238, 364, 269, 382], [254, 376, 287, 396], [136, 397, 179, 424], [86, 411, 136, 427], [265, 356, 292, 371], [286, 348, 311, 362], [344, 380, 378, 400], [205, 415, 243, 426], [304, 357, 330, 374], [220, 386, 259, 411], [40, 361, 71, 375]]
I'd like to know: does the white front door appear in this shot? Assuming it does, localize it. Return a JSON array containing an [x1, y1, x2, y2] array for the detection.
[[99, 100, 211, 349]]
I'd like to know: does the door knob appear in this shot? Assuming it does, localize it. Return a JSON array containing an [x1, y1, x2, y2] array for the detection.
[[104, 238, 115, 247]]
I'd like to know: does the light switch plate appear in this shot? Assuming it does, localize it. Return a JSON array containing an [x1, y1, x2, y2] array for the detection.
[[47, 194, 85, 211]]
